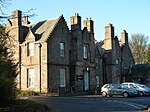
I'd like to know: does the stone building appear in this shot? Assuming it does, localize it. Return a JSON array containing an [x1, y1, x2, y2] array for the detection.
[[70, 14, 96, 92], [5, 10, 96, 94], [6, 10, 72, 94], [101, 23, 135, 84], [5, 9, 134, 95], [95, 41, 105, 92]]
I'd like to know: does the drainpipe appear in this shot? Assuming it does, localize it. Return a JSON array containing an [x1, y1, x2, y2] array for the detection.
[[38, 43, 42, 93], [19, 45, 21, 90]]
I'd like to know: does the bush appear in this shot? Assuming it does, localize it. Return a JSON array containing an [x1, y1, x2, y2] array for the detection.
[[0, 75, 17, 105], [18, 90, 40, 96]]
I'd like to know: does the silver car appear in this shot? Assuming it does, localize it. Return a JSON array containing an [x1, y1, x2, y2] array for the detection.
[[122, 82, 150, 96], [101, 84, 138, 97]]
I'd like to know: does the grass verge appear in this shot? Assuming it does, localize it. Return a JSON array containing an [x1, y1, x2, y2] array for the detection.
[[0, 99, 53, 112]]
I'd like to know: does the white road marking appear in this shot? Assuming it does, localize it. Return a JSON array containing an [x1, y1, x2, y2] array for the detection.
[[103, 100, 148, 110]]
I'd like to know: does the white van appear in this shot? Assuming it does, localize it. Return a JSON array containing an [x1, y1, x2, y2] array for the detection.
[[122, 82, 150, 96]]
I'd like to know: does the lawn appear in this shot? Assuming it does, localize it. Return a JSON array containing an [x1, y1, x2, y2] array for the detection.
[[0, 99, 53, 112]]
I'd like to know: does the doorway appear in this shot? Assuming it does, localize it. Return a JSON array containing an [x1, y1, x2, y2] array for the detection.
[[84, 71, 89, 91]]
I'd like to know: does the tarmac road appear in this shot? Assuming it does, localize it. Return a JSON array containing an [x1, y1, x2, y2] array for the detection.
[[28, 95, 150, 112]]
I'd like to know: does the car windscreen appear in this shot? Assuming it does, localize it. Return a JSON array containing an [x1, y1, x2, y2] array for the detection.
[[137, 84, 150, 89], [121, 84, 128, 89]]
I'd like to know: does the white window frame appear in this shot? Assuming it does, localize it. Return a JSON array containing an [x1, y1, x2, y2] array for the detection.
[[60, 68, 66, 87], [83, 45, 88, 59], [28, 42, 34, 56], [60, 42, 65, 57], [27, 68, 34, 87]]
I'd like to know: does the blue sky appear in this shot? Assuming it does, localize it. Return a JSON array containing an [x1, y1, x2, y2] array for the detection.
[[3, 0, 150, 41]]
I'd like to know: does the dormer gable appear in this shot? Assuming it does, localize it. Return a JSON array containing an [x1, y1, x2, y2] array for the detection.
[[25, 29, 36, 42], [28, 15, 64, 42]]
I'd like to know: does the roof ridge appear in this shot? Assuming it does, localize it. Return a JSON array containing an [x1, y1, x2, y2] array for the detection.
[[25, 17, 60, 27]]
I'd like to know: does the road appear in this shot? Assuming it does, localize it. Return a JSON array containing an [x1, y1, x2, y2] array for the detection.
[[28, 95, 150, 112]]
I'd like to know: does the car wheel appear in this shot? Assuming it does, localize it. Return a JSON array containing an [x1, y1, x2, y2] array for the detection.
[[109, 94, 113, 97], [123, 92, 129, 98], [139, 91, 144, 96], [102, 92, 107, 97]]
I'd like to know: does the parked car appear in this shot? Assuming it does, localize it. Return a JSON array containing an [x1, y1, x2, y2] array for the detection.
[[122, 82, 150, 96], [101, 84, 138, 98]]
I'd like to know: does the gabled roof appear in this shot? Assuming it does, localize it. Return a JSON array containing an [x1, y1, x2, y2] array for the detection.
[[26, 15, 62, 42], [25, 29, 36, 41]]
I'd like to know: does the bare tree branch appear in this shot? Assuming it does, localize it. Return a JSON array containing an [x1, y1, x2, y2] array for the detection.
[[22, 8, 37, 18], [0, 0, 37, 22], [0, 8, 37, 24], [0, 0, 11, 15]]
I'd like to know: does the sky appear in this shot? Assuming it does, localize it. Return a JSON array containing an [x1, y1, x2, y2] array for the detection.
[[2, 0, 150, 41]]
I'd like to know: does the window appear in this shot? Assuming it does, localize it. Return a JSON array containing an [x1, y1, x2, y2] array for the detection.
[[116, 59, 119, 64], [129, 84, 136, 89], [83, 45, 88, 59], [96, 76, 100, 87], [27, 68, 34, 87], [60, 42, 65, 57], [28, 42, 34, 56], [83, 70, 89, 90], [95, 58, 99, 69], [60, 68, 66, 87]]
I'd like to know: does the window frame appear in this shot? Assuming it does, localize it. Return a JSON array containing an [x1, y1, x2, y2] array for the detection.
[[60, 42, 65, 57], [116, 59, 119, 64], [27, 68, 35, 87], [83, 44, 88, 59], [96, 75, 100, 87], [27, 42, 34, 56], [95, 58, 99, 69], [60, 68, 66, 87]]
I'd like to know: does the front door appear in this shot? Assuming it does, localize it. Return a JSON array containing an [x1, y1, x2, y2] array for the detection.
[[84, 71, 89, 91]]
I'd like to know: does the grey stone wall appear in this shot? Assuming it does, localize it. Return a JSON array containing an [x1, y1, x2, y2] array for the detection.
[[47, 16, 71, 94]]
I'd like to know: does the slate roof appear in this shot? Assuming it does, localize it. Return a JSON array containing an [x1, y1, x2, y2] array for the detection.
[[95, 41, 105, 57], [24, 15, 62, 42]]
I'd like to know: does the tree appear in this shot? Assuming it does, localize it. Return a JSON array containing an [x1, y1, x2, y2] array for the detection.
[[0, 24, 18, 104], [129, 34, 149, 64], [0, 0, 11, 19], [147, 45, 150, 63], [0, 0, 36, 21], [0, 0, 18, 105], [0, 1, 36, 104]]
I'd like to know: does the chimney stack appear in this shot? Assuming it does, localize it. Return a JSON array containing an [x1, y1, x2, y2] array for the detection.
[[84, 17, 94, 33], [12, 9, 22, 26]]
